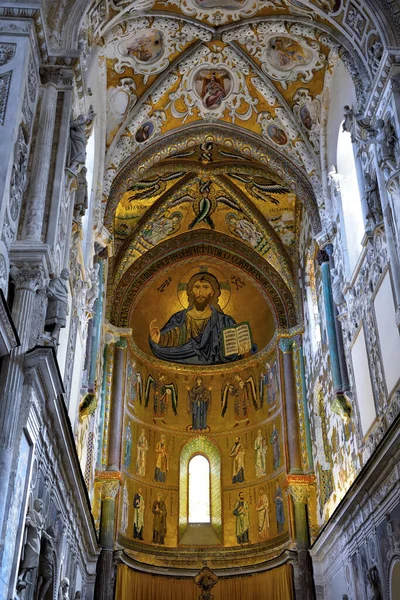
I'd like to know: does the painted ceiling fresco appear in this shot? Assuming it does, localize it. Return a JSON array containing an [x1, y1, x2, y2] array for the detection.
[[81, 0, 381, 314]]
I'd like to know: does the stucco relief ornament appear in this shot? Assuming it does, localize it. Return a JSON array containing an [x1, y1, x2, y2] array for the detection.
[[162, 0, 273, 25], [0, 43, 16, 66], [0, 70, 12, 126], [107, 18, 212, 83], [293, 87, 321, 150], [9, 124, 28, 222], [227, 23, 325, 90], [170, 48, 257, 122]]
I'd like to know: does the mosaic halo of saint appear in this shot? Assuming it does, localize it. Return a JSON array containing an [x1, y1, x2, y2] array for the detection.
[[149, 270, 256, 365], [193, 68, 233, 110]]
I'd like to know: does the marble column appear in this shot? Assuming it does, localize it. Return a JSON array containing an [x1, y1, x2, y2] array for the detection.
[[94, 478, 120, 600], [107, 338, 127, 471], [317, 247, 342, 392], [0, 264, 43, 532], [289, 483, 316, 600], [22, 69, 61, 241], [325, 245, 350, 393], [279, 337, 302, 474], [295, 336, 314, 471]]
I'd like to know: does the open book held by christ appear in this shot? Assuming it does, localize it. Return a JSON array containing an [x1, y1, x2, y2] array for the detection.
[[222, 322, 253, 357]]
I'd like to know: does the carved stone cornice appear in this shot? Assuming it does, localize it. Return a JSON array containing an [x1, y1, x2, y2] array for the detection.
[[314, 223, 337, 250], [24, 345, 65, 401]]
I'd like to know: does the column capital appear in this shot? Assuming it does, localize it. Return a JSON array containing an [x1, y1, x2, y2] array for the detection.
[[104, 321, 132, 345], [10, 263, 43, 292], [279, 337, 294, 353], [115, 338, 127, 349], [316, 247, 330, 266], [96, 471, 122, 500], [314, 223, 337, 250], [39, 66, 73, 88]]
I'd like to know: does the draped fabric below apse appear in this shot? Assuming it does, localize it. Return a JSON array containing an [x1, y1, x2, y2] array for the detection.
[[115, 563, 294, 600]]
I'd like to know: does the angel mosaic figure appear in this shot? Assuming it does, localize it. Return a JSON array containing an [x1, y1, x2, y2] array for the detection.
[[221, 374, 258, 426], [145, 373, 177, 423]]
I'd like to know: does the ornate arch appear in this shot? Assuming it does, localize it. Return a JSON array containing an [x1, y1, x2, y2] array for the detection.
[[105, 122, 322, 235], [110, 230, 298, 331]]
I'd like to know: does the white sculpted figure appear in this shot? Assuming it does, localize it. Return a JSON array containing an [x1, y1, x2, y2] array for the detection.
[[45, 269, 69, 340]]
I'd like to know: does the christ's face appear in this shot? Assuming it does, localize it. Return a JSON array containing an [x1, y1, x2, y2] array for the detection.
[[192, 280, 214, 310]]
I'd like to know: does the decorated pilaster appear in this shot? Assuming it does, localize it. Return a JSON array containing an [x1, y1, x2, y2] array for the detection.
[[22, 68, 61, 241], [0, 264, 43, 534], [279, 337, 302, 474]]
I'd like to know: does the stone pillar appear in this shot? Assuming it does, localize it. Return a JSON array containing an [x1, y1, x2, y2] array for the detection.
[[279, 337, 302, 474], [107, 338, 127, 471], [94, 477, 120, 600], [22, 69, 60, 241], [0, 264, 43, 532], [288, 481, 316, 600]]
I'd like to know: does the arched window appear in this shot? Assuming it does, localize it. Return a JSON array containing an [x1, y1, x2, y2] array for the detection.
[[336, 125, 364, 273], [81, 129, 95, 245], [188, 455, 210, 524]]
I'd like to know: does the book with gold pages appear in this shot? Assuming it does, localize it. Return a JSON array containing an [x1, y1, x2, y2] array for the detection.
[[222, 322, 253, 357]]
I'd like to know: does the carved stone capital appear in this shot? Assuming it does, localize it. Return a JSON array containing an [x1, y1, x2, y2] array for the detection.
[[314, 224, 337, 250], [102, 481, 120, 500], [279, 337, 294, 353], [316, 248, 330, 266], [10, 263, 43, 292], [39, 66, 64, 86], [288, 484, 309, 504], [115, 338, 127, 350]]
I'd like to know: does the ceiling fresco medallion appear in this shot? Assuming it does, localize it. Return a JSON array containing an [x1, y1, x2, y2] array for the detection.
[[261, 33, 325, 87], [170, 48, 257, 122], [107, 18, 212, 80]]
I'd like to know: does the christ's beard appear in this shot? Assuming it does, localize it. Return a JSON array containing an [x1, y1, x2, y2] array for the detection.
[[194, 297, 210, 310]]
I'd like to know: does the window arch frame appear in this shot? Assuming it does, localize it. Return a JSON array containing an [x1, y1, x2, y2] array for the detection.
[[179, 437, 222, 542]]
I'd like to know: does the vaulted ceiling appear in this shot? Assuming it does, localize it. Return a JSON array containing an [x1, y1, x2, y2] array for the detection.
[[43, 0, 396, 297]]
